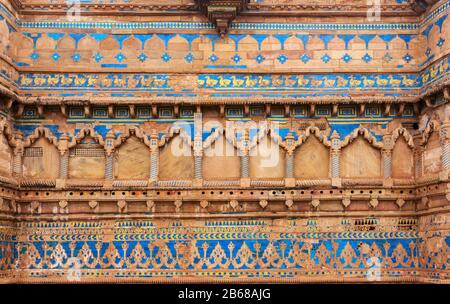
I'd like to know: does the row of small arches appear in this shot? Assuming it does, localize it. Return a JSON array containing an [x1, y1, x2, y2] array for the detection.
[[0, 132, 420, 181]]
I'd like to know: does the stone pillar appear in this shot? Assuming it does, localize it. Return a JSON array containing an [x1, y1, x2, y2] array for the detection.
[[382, 134, 393, 187], [149, 130, 159, 183], [150, 151, 159, 180], [240, 129, 250, 187], [284, 132, 295, 187], [12, 132, 24, 178], [194, 156, 202, 179], [382, 149, 392, 178], [105, 154, 114, 180], [286, 154, 294, 178], [104, 130, 115, 181], [56, 133, 70, 188], [439, 120, 450, 180], [59, 152, 69, 179], [285, 153, 295, 187], [413, 133, 423, 179], [241, 155, 249, 178], [330, 131, 341, 187], [193, 112, 203, 187]]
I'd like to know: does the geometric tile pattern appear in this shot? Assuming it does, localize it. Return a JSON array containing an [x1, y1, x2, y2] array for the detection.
[[2, 219, 445, 282]]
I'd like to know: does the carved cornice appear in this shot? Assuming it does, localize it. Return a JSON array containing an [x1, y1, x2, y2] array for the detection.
[[8, 0, 439, 17], [11, 0, 198, 16], [15, 95, 423, 106], [245, 2, 418, 17]]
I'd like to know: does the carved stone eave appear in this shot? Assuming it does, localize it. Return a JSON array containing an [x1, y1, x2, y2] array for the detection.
[[0, 83, 20, 101], [410, 0, 439, 14], [15, 95, 422, 105], [10, 0, 198, 16], [196, 0, 249, 37], [245, 2, 418, 17], [6, 94, 433, 118], [421, 84, 450, 109], [8, 0, 437, 17]]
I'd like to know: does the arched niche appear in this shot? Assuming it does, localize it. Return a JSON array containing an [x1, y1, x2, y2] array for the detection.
[[0, 133, 12, 177], [423, 131, 442, 175], [122, 36, 141, 51], [159, 135, 194, 180], [249, 134, 285, 179], [78, 35, 97, 51], [392, 136, 414, 178], [68, 136, 105, 179], [341, 136, 382, 178], [294, 135, 330, 179], [239, 35, 257, 52], [203, 134, 240, 180], [58, 35, 76, 50], [35, 35, 55, 51], [168, 35, 189, 52], [114, 136, 150, 180], [99, 36, 119, 51], [144, 35, 164, 52], [23, 137, 59, 179]]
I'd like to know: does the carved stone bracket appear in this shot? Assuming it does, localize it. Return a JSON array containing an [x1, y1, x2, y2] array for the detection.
[[196, 0, 249, 37], [411, 0, 439, 14]]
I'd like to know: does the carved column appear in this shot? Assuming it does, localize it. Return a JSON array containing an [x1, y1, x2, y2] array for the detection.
[[382, 134, 393, 187], [12, 132, 24, 178], [57, 133, 70, 188], [284, 132, 295, 187], [193, 113, 203, 186], [59, 152, 69, 179], [104, 155, 114, 180], [240, 129, 250, 187], [286, 154, 294, 178], [149, 130, 159, 183], [241, 155, 249, 177], [104, 130, 115, 181], [439, 120, 450, 179], [330, 131, 341, 187], [194, 154, 202, 178], [413, 133, 423, 179]]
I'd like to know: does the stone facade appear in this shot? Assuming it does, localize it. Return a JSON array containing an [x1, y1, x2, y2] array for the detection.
[[0, 0, 449, 283]]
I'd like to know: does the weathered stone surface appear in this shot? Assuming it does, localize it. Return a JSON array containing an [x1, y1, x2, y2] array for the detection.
[[341, 137, 381, 178], [23, 138, 59, 179], [115, 137, 150, 180], [159, 137, 194, 180], [249, 135, 285, 179], [294, 136, 329, 179], [203, 135, 240, 180], [392, 136, 414, 178], [423, 132, 442, 175]]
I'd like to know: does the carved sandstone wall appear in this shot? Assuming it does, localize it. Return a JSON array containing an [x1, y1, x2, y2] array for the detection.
[[0, 0, 450, 283]]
